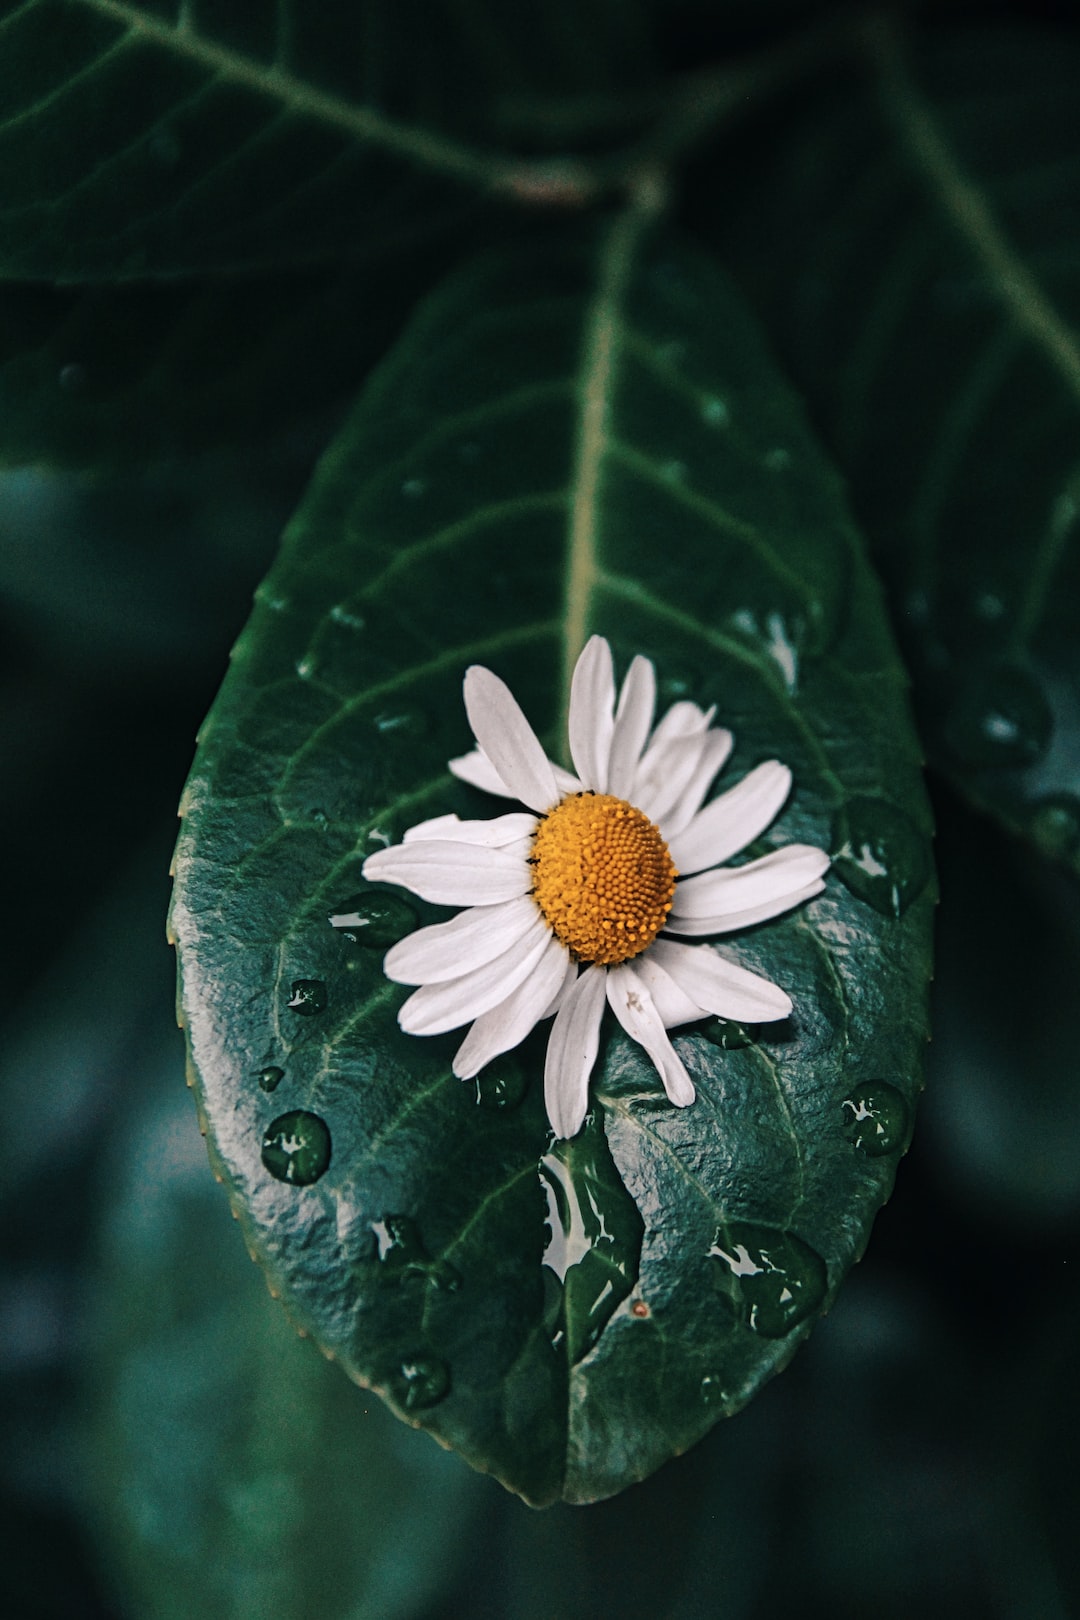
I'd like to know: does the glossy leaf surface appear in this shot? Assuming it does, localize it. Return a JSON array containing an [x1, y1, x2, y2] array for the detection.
[[170, 218, 934, 1503], [710, 22, 1080, 875], [0, 0, 653, 280]]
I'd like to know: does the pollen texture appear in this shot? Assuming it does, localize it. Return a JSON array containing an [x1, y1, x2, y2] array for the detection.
[[531, 793, 677, 965]]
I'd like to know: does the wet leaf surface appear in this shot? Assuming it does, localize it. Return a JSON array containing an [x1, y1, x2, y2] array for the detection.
[[171, 217, 934, 1503]]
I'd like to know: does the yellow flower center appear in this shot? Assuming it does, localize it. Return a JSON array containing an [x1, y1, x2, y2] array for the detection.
[[530, 793, 677, 965]]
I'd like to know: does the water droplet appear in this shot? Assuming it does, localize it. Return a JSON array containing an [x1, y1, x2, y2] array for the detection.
[[701, 1016, 756, 1050], [370, 1214, 461, 1291], [702, 397, 729, 428], [329, 602, 365, 630], [699, 1373, 728, 1408], [256, 1065, 284, 1093], [295, 655, 316, 680], [832, 797, 932, 918], [389, 1352, 450, 1410], [261, 1110, 331, 1185], [401, 477, 426, 499], [841, 1081, 908, 1156], [943, 663, 1052, 768], [58, 362, 86, 392], [709, 1221, 827, 1337], [764, 447, 791, 471], [287, 979, 327, 1016], [539, 1114, 644, 1363], [662, 459, 688, 484], [373, 707, 426, 738], [473, 1058, 527, 1109], [329, 891, 417, 948], [366, 826, 394, 850], [1030, 794, 1080, 861]]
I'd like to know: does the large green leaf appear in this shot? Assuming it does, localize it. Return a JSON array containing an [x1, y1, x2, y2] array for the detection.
[[83, 1051, 486, 1620], [170, 215, 934, 1504], [704, 21, 1080, 876], [0, 0, 654, 280]]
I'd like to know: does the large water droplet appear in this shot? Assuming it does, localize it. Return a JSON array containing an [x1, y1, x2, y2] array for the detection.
[[370, 1214, 461, 1291], [329, 891, 418, 948], [389, 1352, 450, 1410], [832, 797, 932, 918], [841, 1081, 908, 1156], [287, 979, 327, 1015], [1029, 794, 1080, 862], [474, 1058, 527, 1109], [256, 1065, 284, 1093], [373, 707, 427, 738], [539, 1113, 644, 1364], [261, 1111, 332, 1186], [943, 663, 1052, 768], [702, 1016, 756, 1050], [709, 1220, 827, 1337]]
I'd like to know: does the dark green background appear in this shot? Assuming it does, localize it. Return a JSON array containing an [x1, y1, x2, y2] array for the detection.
[[3, 0, 1080, 1615]]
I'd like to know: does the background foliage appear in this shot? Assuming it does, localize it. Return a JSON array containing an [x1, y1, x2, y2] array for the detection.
[[2, 0, 1080, 1613]]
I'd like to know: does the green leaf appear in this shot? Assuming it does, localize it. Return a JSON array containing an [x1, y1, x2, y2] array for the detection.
[[706, 21, 1080, 876], [83, 1058, 487, 1620], [0, 0, 654, 280], [170, 215, 934, 1504]]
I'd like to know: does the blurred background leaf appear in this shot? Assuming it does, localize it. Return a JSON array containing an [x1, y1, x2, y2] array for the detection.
[[696, 17, 1080, 876], [0, 0, 660, 280], [82, 1039, 488, 1620]]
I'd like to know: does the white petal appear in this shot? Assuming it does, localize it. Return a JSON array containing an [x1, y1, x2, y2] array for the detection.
[[540, 953, 580, 1020], [544, 964, 607, 1139], [362, 840, 530, 906], [638, 727, 715, 826], [664, 877, 826, 936], [632, 952, 709, 1029], [667, 762, 793, 874], [398, 917, 550, 1035], [649, 939, 792, 1023], [448, 747, 517, 799], [453, 935, 571, 1079], [606, 962, 696, 1107], [658, 728, 735, 839], [463, 666, 560, 813], [631, 702, 715, 821], [568, 635, 616, 792], [607, 655, 656, 799], [383, 897, 539, 985], [670, 844, 830, 918], [449, 747, 582, 802], [404, 811, 538, 847]]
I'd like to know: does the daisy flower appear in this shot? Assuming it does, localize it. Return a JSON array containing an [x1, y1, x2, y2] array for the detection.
[[360, 637, 829, 1140]]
